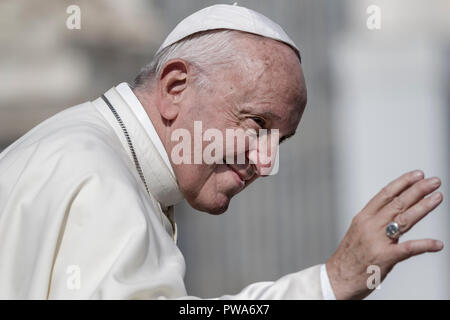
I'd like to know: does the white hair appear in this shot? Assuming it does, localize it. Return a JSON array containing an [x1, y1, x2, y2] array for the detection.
[[133, 30, 245, 89]]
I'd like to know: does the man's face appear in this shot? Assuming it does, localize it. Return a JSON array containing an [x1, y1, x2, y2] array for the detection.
[[169, 37, 307, 214]]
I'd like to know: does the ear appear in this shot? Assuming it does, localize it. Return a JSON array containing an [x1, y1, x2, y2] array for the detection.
[[157, 59, 189, 121]]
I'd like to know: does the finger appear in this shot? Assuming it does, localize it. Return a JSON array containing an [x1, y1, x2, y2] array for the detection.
[[394, 192, 443, 234], [392, 239, 444, 263], [381, 177, 441, 219], [363, 170, 424, 214]]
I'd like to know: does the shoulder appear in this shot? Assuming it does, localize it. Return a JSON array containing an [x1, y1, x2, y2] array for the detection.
[[1, 100, 134, 183]]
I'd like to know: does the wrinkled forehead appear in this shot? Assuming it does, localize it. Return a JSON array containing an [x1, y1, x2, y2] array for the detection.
[[230, 37, 306, 108]]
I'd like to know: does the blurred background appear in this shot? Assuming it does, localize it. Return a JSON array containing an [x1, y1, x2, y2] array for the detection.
[[0, 0, 448, 299]]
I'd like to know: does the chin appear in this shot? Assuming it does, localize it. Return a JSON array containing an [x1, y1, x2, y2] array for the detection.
[[187, 192, 231, 215]]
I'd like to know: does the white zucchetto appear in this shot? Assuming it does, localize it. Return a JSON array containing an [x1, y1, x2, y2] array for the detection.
[[156, 3, 299, 55]]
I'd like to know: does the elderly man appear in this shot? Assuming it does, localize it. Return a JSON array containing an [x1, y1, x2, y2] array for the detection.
[[0, 4, 443, 299]]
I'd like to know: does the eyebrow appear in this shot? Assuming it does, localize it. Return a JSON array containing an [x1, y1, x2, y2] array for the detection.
[[238, 106, 294, 143], [239, 106, 282, 121], [258, 111, 281, 121]]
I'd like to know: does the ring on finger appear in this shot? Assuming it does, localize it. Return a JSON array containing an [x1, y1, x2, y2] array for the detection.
[[386, 221, 402, 239]]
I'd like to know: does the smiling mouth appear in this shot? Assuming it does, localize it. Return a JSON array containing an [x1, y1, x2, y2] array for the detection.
[[227, 164, 246, 187]]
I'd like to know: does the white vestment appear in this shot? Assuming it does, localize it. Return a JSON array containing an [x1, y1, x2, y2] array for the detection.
[[0, 83, 332, 299]]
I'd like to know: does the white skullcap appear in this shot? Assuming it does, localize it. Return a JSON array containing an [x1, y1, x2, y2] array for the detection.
[[156, 3, 299, 56]]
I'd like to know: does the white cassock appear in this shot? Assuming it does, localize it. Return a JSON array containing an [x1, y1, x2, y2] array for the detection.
[[0, 83, 335, 299]]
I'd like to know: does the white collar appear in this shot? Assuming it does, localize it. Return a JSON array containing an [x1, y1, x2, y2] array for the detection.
[[99, 83, 183, 209], [115, 82, 175, 177]]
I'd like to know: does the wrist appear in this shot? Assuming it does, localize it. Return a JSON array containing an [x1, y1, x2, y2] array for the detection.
[[325, 258, 363, 300]]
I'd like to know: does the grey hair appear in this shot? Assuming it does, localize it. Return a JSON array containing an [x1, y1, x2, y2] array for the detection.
[[132, 30, 244, 90]]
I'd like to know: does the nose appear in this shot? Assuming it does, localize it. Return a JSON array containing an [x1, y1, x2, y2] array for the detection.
[[247, 134, 279, 176], [248, 150, 273, 177]]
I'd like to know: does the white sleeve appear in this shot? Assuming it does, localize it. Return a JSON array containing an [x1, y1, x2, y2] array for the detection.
[[320, 264, 336, 300], [206, 264, 324, 300]]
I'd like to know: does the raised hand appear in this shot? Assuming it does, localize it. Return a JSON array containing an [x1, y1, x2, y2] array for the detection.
[[326, 170, 444, 300]]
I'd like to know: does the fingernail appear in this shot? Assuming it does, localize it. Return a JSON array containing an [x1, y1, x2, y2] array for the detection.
[[435, 240, 444, 249], [430, 177, 441, 187], [431, 192, 442, 203], [414, 170, 424, 178]]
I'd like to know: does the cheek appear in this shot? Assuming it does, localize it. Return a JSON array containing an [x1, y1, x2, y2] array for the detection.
[[175, 163, 216, 197], [221, 125, 258, 162], [188, 167, 232, 213], [199, 165, 238, 196], [223, 130, 247, 155]]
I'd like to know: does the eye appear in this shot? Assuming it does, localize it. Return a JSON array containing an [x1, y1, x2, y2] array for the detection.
[[251, 117, 266, 128]]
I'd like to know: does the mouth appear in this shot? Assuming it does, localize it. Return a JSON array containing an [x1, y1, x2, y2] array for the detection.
[[226, 164, 246, 188]]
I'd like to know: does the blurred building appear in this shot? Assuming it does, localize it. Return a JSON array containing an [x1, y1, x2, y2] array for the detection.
[[0, 0, 448, 299]]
